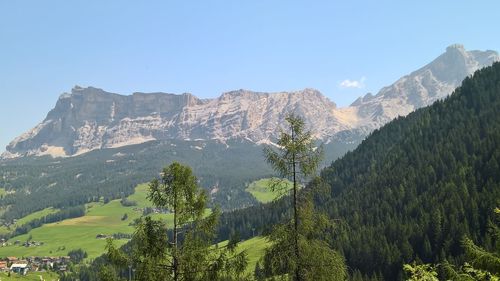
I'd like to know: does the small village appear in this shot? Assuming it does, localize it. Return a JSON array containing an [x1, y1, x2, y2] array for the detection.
[[0, 255, 70, 276]]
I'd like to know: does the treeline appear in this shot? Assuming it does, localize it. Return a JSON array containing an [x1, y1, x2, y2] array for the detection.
[[1, 206, 85, 239], [217, 63, 500, 280]]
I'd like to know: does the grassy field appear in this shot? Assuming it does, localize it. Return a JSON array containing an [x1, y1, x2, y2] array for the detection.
[[0, 208, 59, 236], [0, 184, 216, 259], [16, 208, 59, 226], [239, 236, 269, 273], [0, 271, 59, 281], [217, 236, 269, 274], [245, 178, 293, 203], [0, 184, 175, 259], [0, 183, 268, 277]]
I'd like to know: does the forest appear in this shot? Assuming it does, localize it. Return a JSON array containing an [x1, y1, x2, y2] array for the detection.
[[216, 62, 500, 279], [0, 134, 358, 222]]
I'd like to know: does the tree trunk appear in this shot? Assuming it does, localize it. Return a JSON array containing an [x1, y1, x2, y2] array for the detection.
[[173, 191, 179, 281], [292, 128, 301, 281]]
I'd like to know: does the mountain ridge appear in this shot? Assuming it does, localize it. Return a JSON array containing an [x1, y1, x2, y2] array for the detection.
[[3, 44, 499, 158]]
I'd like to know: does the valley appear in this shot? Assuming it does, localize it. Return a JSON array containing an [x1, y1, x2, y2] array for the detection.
[[0, 180, 271, 266], [0, 45, 499, 280]]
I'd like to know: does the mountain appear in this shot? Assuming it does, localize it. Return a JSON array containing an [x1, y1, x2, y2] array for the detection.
[[350, 44, 499, 132], [218, 62, 500, 280], [2, 87, 351, 158], [3, 44, 498, 159]]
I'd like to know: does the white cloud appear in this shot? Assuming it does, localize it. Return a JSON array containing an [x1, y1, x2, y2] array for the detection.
[[339, 76, 366, 89]]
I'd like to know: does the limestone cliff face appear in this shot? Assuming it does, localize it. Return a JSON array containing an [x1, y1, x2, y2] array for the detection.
[[3, 87, 351, 157], [3, 45, 498, 158]]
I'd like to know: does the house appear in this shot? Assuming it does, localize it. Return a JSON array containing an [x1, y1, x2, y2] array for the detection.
[[39, 258, 53, 269], [57, 264, 67, 272], [0, 261, 8, 271], [6, 256, 18, 265], [10, 263, 29, 275]]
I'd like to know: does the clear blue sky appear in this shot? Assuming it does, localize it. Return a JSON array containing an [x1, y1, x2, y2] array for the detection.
[[1, 1, 499, 152]]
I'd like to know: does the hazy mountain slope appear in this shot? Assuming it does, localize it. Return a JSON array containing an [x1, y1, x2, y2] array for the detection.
[[3, 45, 498, 159]]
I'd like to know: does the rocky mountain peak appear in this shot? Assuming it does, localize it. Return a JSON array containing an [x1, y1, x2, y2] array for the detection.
[[3, 87, 347, 158], [351, 45, 499, 128], [2, 45, 498, 159]]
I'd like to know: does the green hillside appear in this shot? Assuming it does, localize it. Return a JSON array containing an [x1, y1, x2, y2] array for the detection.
[[245, 178, 293, 203], [0, 208, 58, 235], [217, 63, 500, 280], [217, 236, 269, 275], [0, 184, 174, 259]]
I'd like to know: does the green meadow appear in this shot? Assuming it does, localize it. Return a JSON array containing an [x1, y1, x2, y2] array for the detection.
[[0, 208, 59, 236], [234, 236, 269, 274], [0, 184, 266, 269], [245, 178, 293, 203], [0, 271, 59, 281], [0, 184, 174, 259]]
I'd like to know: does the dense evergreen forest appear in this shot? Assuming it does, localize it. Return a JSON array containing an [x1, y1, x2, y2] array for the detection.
[[0, 139, 273, 220], [0, 136, 357, 222], [218, 62, 500, 280]]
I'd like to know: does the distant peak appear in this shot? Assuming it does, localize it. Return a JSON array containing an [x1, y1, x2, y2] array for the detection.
[[446, 44, 465, 53], [300, 88, 322, 95], [59, 92, 72, 99], [72, 85, 85, 91]]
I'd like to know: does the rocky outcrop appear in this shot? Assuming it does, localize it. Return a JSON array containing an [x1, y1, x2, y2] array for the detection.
[[3, 45, 498, 158]]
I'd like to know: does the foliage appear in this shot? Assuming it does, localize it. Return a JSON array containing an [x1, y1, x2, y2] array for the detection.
[[403, 263, 439, 281], [104, 162, 249, 281], [120, 198, 137, 207], [68, 248, 88, 263], [405, 207, 500, 280], [262, 184, 347, 281]]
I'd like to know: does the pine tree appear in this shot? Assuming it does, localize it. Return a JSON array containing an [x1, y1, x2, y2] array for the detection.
[[405, 208, 500, 280], [105, 162, 249, 281], [262, 114, 346, 280], [148, 162, 206, 281]]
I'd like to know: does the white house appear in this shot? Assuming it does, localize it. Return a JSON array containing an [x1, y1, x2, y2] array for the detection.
[[10, 263, 29, 275]]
